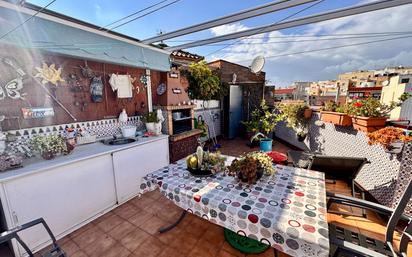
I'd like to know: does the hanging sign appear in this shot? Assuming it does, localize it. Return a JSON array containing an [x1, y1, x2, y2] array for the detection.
[[21, 107, 55, 119]]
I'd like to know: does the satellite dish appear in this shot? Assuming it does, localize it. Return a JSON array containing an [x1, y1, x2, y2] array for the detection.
[[382, 80, 389, 86], [250, 55, 265, 74]]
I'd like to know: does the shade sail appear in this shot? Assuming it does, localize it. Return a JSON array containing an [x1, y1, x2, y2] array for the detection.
[[0, 6, 171, 71]]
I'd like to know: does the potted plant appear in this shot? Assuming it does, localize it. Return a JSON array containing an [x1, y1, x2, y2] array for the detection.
[[227, 151, 274, 184], [242, 100, 282, 151], [142, 111, 159, 134], [348, 97, 395, 132], [30, 135, 68, 160], [278, 103, 311, 142], [367, 127, 411, 154], [320, 101, 352, 126]]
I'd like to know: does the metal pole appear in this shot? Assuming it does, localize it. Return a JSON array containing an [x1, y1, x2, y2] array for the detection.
[[166, 0, 412, 50], [142, 0, 318, 44]]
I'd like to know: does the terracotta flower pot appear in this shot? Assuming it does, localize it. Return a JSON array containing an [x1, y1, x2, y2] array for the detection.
[[41, 151, 55, 160], [304, 108, 312, 119], [320, 111, 352, 126], [351, 116, 387, 133]]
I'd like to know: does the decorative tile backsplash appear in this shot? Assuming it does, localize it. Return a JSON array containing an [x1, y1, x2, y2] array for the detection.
[[4, 116, 144, 154]]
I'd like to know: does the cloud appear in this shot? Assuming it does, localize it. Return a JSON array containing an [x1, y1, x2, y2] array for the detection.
[[206, 4, 412, 87], [210, 23, 249, 36]]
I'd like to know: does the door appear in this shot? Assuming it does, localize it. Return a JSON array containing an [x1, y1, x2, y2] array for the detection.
[[229, 85, 242, 139]]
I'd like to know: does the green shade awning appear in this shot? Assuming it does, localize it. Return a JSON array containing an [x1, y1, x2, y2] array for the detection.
[[0, 5, 171, 71]]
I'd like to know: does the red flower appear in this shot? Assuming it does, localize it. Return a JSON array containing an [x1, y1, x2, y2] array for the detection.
[[354, 102, 363, 108]]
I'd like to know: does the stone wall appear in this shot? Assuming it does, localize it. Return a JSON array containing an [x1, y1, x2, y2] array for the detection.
[[275, 112, 412, 214]]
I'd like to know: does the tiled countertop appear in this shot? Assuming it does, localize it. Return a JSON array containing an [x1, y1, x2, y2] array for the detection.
[[0, 135, 169, 182]]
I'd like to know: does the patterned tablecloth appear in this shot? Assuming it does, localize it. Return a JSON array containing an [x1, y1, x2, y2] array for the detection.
[[139, 157, 329, 257]]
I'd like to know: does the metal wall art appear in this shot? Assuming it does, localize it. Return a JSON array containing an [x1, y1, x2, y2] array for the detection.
[[157, 83, 166, 95], [34, 63, 65, 86], [80, 61, 95, 78], [67, 73, 88, 111], [0, 57, 27, 101]]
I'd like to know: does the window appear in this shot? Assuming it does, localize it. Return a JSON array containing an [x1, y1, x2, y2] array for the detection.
[[401, 78, 410, 83]]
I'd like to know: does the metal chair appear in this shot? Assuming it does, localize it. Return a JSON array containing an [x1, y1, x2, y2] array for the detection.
[[287, 150, 369, 197], [327, 177, 412, 257], [0, 218, 67, 257]]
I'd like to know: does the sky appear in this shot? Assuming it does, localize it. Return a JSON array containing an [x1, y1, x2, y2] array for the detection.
[[27, 0, 412, 87]]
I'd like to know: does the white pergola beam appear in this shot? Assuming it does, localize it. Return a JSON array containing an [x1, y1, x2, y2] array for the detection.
[[142, 0, 318, 44], [166, 0, 412, 51]]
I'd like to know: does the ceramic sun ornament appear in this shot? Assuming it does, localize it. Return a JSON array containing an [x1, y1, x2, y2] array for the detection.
[[34, 63, 65, 86]]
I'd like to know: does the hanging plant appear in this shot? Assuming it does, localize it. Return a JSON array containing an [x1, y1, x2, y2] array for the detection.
[[182, 61, 226, 100]]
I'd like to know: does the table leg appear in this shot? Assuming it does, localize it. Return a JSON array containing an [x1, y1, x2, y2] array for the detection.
[[274, 249, 279, 257], [158, 210, 187, 233]]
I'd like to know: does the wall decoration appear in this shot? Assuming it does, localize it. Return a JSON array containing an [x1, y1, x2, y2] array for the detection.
[[0, 57, 27, 101], [169, 71, 178, 78], [90, 76, 104, 103], [157, 83, 166, 95], [34, 62, 65, 86], [80, 61, 94, 78], [172, 88, 182, 94], [140, 74, 148, 87], [21, 107, 55, 119], [67, 73, 88, 111]]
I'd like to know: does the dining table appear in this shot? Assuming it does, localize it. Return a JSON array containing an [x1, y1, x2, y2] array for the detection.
[[139, 156, 329, 257]]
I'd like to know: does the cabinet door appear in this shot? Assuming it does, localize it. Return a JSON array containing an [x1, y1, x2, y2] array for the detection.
[[113, 138, 169, 203], [3, 154, 116, 256]]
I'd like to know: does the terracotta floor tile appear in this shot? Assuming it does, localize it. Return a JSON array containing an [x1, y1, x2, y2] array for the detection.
[[114, 203, 140, 220], [95, 214, 124, 233], [184, 216, 209, 237], [131, 236, 164, 257], [127, 209, 154, 227], [72, 226, 106, 249], [83, 234, 117, 257], [130, 195, 156, 209], [70, 250, 89, 257], [201, 224, 225, 247], [158, 246, 187, 257], [216, 249, 241, 257], [156, 226, 183, 245], [107, 220, 136, 240], [145, 190, 164, 200], [187, 240, 219, 257], [99, 243, 131, 257], [92, 211, 115, 225], [69, 222, 97, 239], [139, 216, 168, 235], [59, 239, 81, 256], [221, 241, 246, 257], [120, 227, 151, 252], [168, 232, 199, 255]]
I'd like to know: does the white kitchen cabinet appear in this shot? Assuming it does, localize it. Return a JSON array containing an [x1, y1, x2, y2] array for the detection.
[[112, 137, 169, 203], [1, 154, 116, 256]]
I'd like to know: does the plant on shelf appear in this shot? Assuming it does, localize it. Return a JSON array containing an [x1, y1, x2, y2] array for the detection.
[[347, 97, 396, 132], [227, 151, 275, 184], [142, 111, 159, 134], [320, 101, 352, 126], [367, 127, 411, 154], [278, 102, 311, 142], [183, 61, 226, 100], [30, 135, 68, 160]]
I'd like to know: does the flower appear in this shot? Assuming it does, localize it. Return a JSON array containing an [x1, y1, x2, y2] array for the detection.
[[353, 102, 363, 108]]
